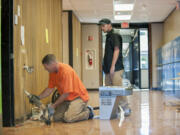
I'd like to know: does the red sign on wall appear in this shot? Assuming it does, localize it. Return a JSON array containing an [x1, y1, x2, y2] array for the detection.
[[121, 22, 129, 28], [88, 36, 94, 41]]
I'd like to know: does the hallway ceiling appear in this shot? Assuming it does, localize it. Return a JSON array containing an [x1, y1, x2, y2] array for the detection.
[[63, 0, 178, 23]]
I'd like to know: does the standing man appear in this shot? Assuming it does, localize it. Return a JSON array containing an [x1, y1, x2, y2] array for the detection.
[[36, 54, 93, 123], [98, 18, 131, 116]]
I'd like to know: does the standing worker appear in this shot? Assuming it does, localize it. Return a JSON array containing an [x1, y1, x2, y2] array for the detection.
[[32, 54, 94, 123], [98, 18, 131, 116]]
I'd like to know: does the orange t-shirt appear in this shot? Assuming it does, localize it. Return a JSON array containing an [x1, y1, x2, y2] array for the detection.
[[48, 63, 89, 102]]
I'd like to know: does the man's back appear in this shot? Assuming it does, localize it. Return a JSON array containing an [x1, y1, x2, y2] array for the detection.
[[48, 63, 89, 102]]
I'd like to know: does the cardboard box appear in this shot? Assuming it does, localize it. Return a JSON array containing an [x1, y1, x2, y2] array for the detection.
[[99, 86, 132, 120]]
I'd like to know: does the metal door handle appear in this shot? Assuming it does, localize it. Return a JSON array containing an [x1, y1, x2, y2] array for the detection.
[[23, 65, 34, 73]]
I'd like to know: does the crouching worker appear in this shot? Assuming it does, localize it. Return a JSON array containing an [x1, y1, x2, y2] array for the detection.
[[37, 54, 93, 123]]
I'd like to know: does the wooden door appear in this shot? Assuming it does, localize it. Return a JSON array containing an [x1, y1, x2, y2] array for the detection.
[[13, 0, 63, 120]]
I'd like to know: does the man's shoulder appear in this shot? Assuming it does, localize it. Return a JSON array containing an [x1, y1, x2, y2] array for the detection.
[[112, 31, 121, 37], [59, 63, 74, 74], [110, 32, 122, 41], [108, 30, 121, 38], [59, 63, 72, 70]]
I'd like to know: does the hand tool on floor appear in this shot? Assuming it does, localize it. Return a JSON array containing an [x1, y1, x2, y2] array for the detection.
[[24, 90, 52, 125]]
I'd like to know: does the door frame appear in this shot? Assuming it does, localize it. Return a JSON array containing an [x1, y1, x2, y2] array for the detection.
[[2, 0, 15, 127]]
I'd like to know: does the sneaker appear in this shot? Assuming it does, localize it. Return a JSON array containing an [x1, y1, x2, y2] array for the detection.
[[87, 106, 94, 119], [122, 106, 131, 117]]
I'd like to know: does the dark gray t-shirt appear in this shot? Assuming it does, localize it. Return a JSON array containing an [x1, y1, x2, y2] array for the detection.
[[103, 29, 124, 74]]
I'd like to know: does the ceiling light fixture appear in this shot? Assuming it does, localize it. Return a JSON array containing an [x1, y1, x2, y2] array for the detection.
[[114, 4, 134, 11], [114, 15, 131, 20]]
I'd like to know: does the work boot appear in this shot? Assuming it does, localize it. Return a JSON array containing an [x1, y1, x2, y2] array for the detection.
[[87, 106, 94, 119]]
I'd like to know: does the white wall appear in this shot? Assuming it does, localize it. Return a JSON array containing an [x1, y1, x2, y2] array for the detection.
[[151, 23, 163, 88], [82, 24, 100, 89]]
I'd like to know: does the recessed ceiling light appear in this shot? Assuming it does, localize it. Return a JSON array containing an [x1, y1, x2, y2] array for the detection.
[[114, 15, 131, 20], [114, 4, 134, 11]]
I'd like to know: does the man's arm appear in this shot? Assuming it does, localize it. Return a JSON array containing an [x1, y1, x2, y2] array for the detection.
[[110, 46, 120, 77], [39, 87, 54, 99], [51, 93, 69, 109]]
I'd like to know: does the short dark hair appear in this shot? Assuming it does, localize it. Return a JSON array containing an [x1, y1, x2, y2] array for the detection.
[[42, 54, 56, 64], [98, 18, 111, 25]]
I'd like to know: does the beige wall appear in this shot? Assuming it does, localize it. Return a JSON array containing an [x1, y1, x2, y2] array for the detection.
[[62, 12, 69, 64], [82, 24, 100, 89], [163, 10, 180, 45], [72, 13, 82, 78], [14, 0, 62, 120], [151, 23, 163, 88]]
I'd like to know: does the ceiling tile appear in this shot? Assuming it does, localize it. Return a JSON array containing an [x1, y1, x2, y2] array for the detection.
[[63, 0, 177, 23]]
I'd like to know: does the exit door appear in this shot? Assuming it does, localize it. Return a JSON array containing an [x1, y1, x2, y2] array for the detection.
[[132, 29, 149, 89]]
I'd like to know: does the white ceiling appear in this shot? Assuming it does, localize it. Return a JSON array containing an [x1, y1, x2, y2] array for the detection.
[[63, 0, 178, 23]]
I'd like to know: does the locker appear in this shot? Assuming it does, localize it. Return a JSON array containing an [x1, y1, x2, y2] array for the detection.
[[157, 66, 162, 90], [173, 36, 180, 62], [174, 62, 180, 91], [162, 64, 174, 91]]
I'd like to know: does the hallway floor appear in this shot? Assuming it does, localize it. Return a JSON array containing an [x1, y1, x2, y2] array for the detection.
[[3, 90, 180, 135]]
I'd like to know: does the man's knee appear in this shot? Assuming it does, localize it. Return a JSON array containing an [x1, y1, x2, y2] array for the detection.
[[63, 113, 74, 123]]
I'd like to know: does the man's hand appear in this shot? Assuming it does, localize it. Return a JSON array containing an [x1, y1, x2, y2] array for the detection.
[[29, 95, 40, 104], [110, 46, 119, 81], [110, 65, 115, 80], [47, 105, 55, 116]]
